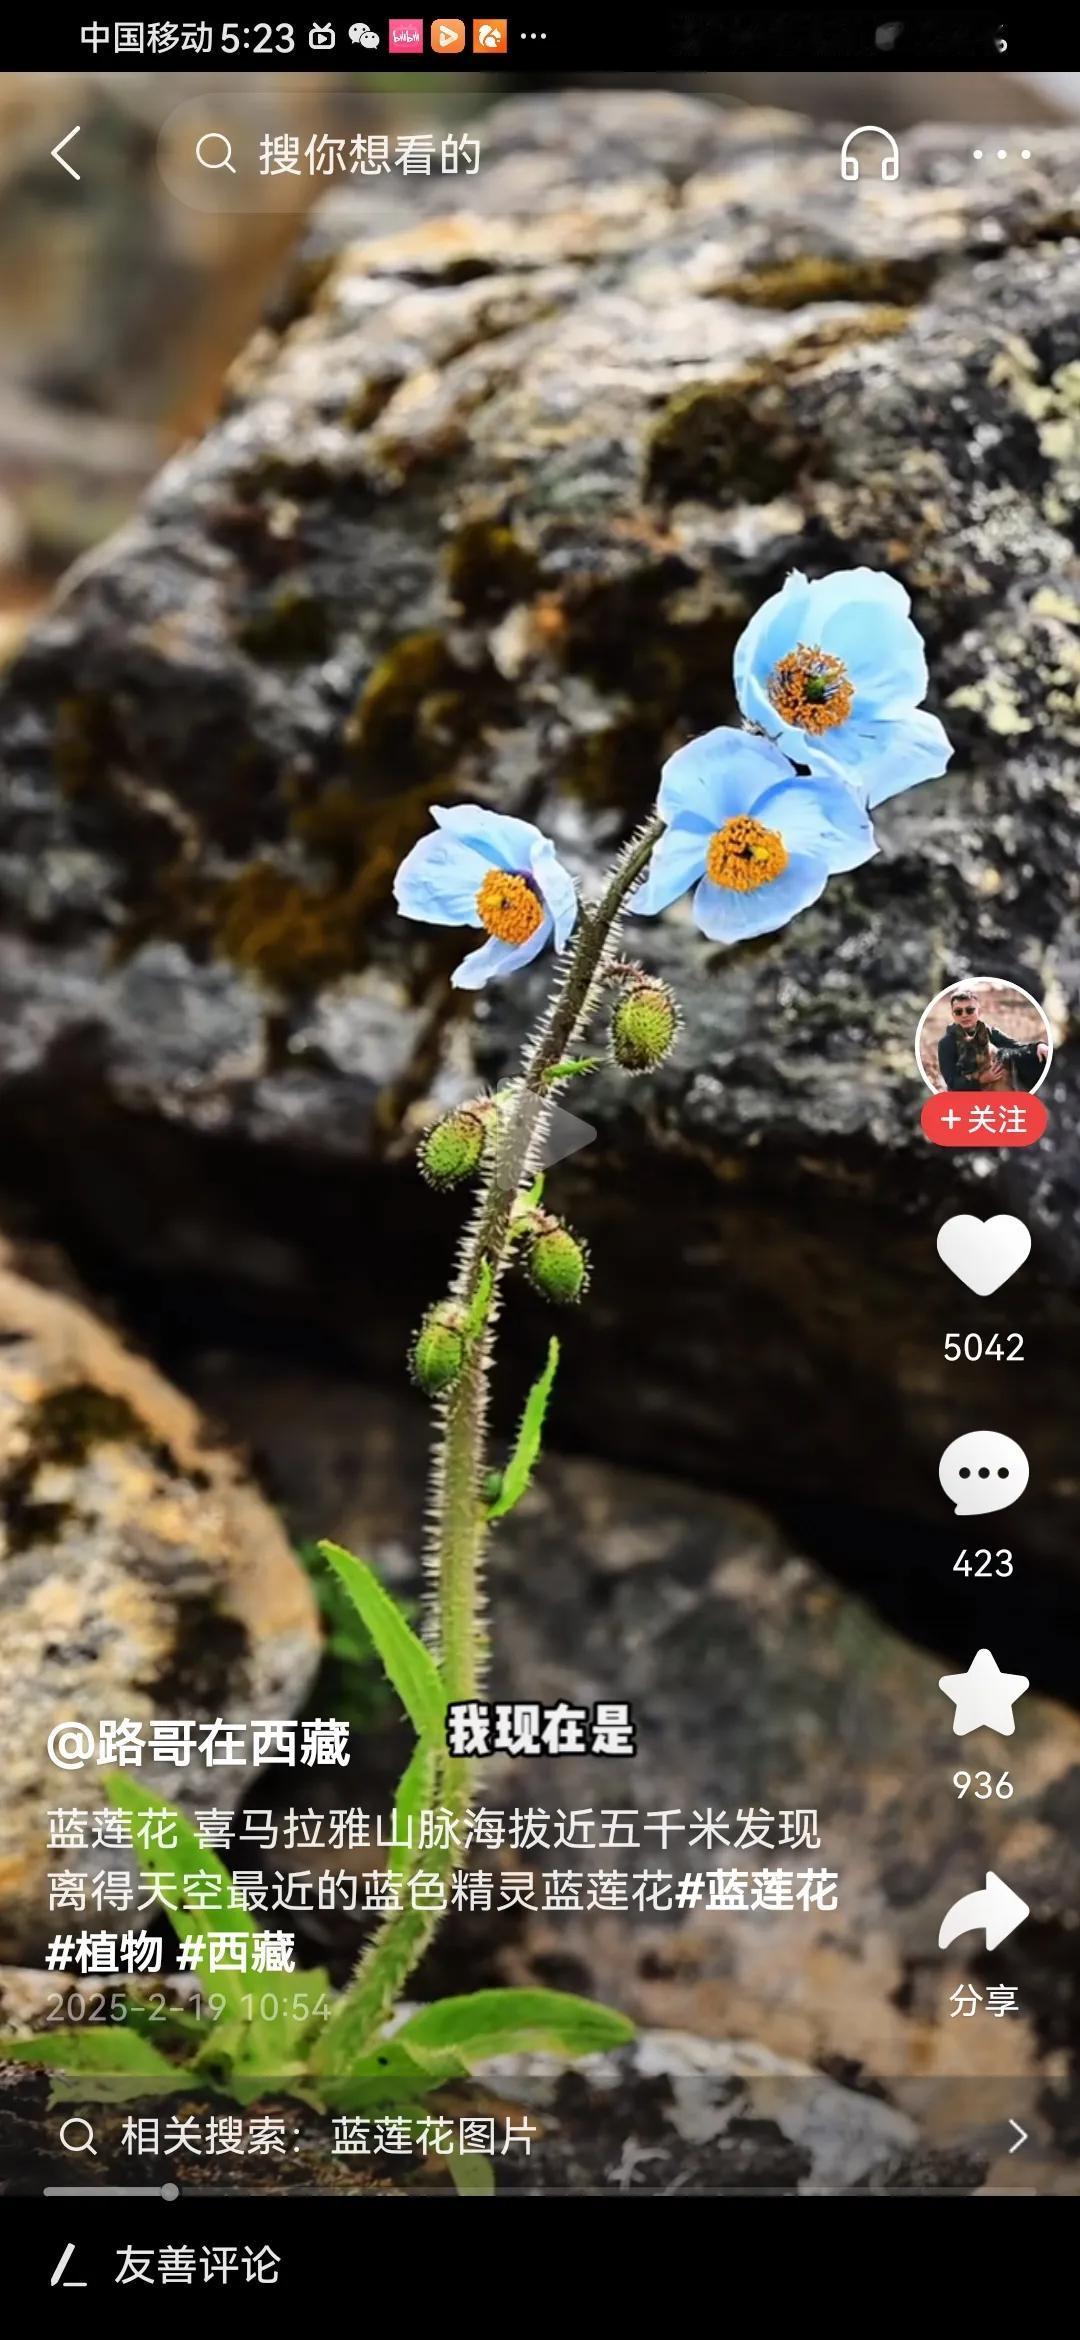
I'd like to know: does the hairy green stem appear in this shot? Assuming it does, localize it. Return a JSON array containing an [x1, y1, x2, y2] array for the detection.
[[430, 820, 665, 1812], [319, 816, 664, 2067]]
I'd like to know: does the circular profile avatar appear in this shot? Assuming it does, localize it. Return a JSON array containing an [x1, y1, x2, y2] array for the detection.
[[916, 976, 1051, 1096]]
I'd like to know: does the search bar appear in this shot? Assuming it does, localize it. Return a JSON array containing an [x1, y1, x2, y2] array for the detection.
[[158, 94, 485, 212]]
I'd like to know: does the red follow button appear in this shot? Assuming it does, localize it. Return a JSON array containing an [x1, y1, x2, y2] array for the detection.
[[922, 1092, 1049, 1148]]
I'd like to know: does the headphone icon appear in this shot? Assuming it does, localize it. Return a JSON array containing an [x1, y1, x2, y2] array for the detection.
[[840, 126, 900, 183]]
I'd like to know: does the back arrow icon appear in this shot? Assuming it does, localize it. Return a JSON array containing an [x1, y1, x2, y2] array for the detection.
[[938, 1870, 1029, 1951], [51, 127, 81, 180]]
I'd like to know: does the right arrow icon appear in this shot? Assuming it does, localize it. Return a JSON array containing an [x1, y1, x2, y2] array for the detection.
[[938, 1870, 1030, 1951]]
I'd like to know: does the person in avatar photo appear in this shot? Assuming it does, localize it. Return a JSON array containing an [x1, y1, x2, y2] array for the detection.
[[935, 981, 1048, 1092]]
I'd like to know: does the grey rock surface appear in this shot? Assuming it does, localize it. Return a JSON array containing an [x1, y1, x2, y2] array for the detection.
[[0, 1245, 321, 1960], [0, 92, 1077, 1573]]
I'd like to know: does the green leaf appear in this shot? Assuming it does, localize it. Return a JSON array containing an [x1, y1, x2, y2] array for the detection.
[[392, 1987, 634, 2073], [316, 2036, 448, 2115], [5, 2024, 191, 2104], [104, 1772, 279, 2070], [445, 2149, 496, 2197], [520, 1173, 545, 1212], [121, 1999, 211, 2046], [318, 1544, 445, 1742], [542, 1056, 600, 1085], [487, 1340, 559, 1520], [298, 1539, 415, 1733], [387, 1735, 439, 1890], [465, 1257, 494, 1343], [5, 2028, 179, 2077]]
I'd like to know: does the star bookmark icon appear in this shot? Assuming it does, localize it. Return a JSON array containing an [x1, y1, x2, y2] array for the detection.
[[938, 1648, 1030, 1737]]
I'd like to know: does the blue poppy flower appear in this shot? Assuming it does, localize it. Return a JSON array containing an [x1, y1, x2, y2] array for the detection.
[[733, 567, 952, 806], [394, 805, 578, 990], [633, 728, 877, 943]]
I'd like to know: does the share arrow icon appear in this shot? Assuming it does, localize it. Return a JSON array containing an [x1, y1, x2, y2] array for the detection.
[[938, 1871, 1030, 1952]]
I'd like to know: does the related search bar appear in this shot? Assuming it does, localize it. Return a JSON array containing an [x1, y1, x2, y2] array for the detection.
[[157, 93, 485, 212]]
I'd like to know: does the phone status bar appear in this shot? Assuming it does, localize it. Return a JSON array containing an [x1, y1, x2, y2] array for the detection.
[[15, 12, 1073, 74]]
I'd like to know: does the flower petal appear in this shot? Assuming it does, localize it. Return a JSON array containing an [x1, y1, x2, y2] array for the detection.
[[657, 727, 795, 830], [432, 804, 551, 872], [450, 916, 553, 990], [804, 708, 953, 803], [733, 571, 814, 725], [530, 835, 578, 950], [394, 829, 489, 926], [812, 578, 928, 716], [633, 814, 709, 916], [749, 776, 878, 874], [693, 852, 828, 943], [800, 566, 912, 628]]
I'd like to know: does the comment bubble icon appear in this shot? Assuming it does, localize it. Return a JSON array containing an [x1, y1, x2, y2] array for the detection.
[[939, 1430, 1030, 1516]]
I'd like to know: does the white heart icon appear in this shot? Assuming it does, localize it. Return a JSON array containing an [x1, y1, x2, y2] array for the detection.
[[936, 1214, 1031, 1296]]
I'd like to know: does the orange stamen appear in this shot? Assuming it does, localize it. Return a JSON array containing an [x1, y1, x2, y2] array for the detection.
[[767, 644, 854, 734], [705, 814, 789, 893], [475, 868, 544, 945]]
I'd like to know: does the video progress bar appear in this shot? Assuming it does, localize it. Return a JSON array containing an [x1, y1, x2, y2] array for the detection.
[[44, 2183, 180, 2198]]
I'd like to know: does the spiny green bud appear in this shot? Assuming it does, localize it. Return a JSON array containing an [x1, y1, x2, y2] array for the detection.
[[409, 1300, 468, 1396], [417, 1106, 488, 1190], [611, 975, 679, 1073], [524, 1215, 590, 1306]]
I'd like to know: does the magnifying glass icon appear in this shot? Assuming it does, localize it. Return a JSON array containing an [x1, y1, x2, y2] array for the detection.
[[196, 132, 236, 173], [59, 2116, 97, 2154]]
